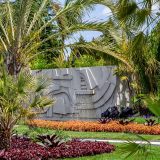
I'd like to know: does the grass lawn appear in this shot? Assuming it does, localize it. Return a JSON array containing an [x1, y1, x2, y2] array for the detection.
[[64, 143, 160, 160], [14, 125, 160, 141], [129, 116, 160, 124], [14, 125, 160, 160]]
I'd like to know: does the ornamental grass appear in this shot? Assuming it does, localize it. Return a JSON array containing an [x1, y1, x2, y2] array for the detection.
[[28, 119, 160, 135]]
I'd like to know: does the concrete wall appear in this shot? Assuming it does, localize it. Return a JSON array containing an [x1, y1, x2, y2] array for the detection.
[[32, 66, 130, 120]]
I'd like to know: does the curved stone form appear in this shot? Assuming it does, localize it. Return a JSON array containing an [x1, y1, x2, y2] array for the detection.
[[32, 66, 129, 120]]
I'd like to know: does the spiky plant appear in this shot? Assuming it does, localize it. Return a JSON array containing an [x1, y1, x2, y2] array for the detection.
[[111, 0, 160, 93], [118, 119, 134, 125], [144, 119, 157, 126], [119, 95, 160, 159], [98, 118, 112, 124], [36, 134, 64, 148], [0, 56, 54, 150], [119, 135, 158, 160]]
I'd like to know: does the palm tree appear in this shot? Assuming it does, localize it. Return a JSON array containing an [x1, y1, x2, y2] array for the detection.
[[108, 1, 160, 159], [96, 0, 160, 93], [0, 0, 112, 75], [0, 0, 134, 72], [0, 0, 128, 150], [0, 56, 54, 150]]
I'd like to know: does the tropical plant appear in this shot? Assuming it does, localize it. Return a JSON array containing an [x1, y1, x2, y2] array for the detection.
[[0, 138, 115, 159], [118, 119, 134, 125], [0, 0, 114, 74], [119, 94, 160, 159], [119, 135, 158, 160], [0, 0, 123, 150], [143, 95, 160, 120], [0, 57, 54, 150], [144, 118, 157, 126], [113, 15, 160, 154], [112, 0, 160, 93], [96, 1, 160, 158], [36, 134, 64, 148], [98, 118, 112, 124], [73, 54, 106, 67], [79, 0, 159, 95]]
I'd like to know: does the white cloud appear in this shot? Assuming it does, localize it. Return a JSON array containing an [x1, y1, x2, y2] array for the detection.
[[152, 2, 159, 13], [102, 7, 112, 16]]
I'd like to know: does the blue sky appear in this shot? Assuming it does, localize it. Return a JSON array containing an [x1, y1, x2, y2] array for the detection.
[[57, 0, 159, 56], [59, 0, 112, 42], [58, 0, 160, 43], [5, 0, 111, 42], [58, 0, 112, 56]]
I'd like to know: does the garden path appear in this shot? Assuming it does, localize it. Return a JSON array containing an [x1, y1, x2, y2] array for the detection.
[[80, 139, 160, 146]]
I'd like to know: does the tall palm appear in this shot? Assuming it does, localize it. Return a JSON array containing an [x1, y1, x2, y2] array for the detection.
[[0, 0, 111, 75], [50, 0, 91, 62], [97, 0, 160, 93], [114, 0, 160, 30], [121, 0, 160, 93], [0, 0, 138, 81]]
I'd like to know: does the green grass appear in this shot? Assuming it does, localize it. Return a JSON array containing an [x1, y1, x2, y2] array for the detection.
[[14, 125, 160, 160], [14, 125, 160, 141], [129, 116, 159, 124], [64, 144, 160, 160]]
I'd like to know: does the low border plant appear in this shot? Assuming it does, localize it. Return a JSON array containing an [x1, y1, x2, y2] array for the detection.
[[28, 119, 160, 135]]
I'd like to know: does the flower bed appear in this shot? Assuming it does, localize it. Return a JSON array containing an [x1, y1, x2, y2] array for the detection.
[[0, 137, 115, 160], [28, 119, 160, 135]]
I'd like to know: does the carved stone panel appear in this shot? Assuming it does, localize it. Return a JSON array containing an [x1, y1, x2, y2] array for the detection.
[[32, 66, 129, 120]]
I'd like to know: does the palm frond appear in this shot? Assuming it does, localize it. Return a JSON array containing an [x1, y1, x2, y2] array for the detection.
[[118, 135, 159, 160], [22, 0, 33, 35], [21, 22, 108, 54], [0, 63, 54, 134], [14, 0, 30, 48], [0, 36, 8, 51], [27, 0, 105, 43], [29, 95, 54, 109], [17, 70, 33, 94], [0, 20, 10, 45], [144, 95, 160, 117], [35, 78, 48, 93], [6, 0, 15, 40], [27, 0, 49, 35], [67, 42, 134, 70]]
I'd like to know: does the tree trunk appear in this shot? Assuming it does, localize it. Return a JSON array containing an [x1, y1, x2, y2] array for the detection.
[[5, 53, 23, 76], [0, 129, 11, 150], [7, 56, 21, 76]]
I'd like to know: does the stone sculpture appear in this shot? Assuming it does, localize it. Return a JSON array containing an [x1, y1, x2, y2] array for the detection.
[[32, 66, 130, 120]]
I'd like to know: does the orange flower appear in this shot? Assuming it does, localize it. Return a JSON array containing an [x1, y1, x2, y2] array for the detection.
[[27, 120, 160, 135]]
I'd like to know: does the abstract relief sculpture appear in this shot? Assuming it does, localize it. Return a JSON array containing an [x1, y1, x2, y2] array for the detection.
[[32, 66, 129, 120]]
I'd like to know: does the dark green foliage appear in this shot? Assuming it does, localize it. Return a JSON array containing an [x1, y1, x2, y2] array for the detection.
[[144, 96, 160, 117], [26, 0, 61, 69], [116, 0, 138, 21], [70, 35, 118, 68], [119, 135, 159, 160], [129, 33, 152, 93], [73, 54, 106, 67], [30, 54, 57, 69]]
